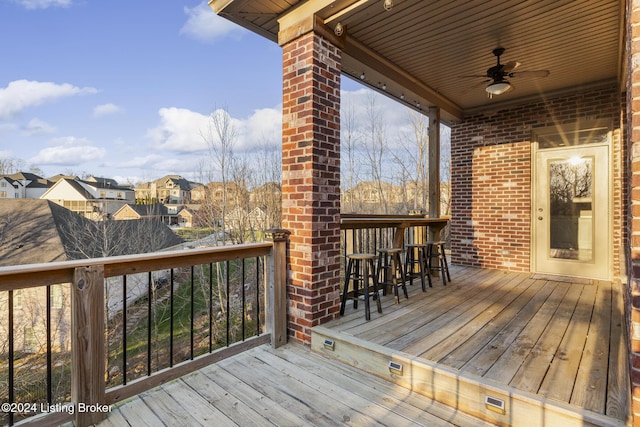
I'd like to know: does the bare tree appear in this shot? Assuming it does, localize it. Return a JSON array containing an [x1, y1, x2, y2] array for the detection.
[[341, 102, 363, 213], [203, 108, 238, 239], [248, 141, 282, 232], [0, 157, 25, 174], [362, 92, 389, 213]]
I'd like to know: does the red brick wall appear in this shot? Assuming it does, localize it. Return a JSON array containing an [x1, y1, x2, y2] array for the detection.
[[451, 85, 622, 274], [281, 32, 342, 344], [628, 0, 640, 423]]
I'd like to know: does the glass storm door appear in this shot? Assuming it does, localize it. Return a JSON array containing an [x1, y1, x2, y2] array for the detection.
[[534, 145, 609, 279]]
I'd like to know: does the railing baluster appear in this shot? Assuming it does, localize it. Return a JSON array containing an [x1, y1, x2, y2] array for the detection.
[[46, 285, 52, 405], [169, 268, 174, 367], [241, 259, 246, 341], [226, 260, 230, 346], [122, 275, 127, 386], [147, 271, 152, 377], [190, 265, 194, 360], [8, 290, 14, 427], [255, 257, 260, 337], [209, 262, 213, 352]]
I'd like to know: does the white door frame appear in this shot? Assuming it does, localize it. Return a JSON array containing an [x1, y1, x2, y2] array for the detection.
[[531, 128, 612, 281]]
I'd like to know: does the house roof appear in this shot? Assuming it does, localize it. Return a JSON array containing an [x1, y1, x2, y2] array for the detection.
[[84, 175, 120, 188], [117, 203, 170, 217], [0, 200, 183, 266], [211, 0, 623, 122]]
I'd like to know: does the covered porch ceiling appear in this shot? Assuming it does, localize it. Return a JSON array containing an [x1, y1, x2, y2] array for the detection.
[[210, 0, 624, 124]]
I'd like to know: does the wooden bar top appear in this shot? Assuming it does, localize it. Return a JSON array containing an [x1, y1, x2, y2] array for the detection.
[[340, 216, 449, 230]]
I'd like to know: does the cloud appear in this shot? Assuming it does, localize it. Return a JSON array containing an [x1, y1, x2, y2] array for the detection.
[[180, 2, 243, 43], [239, 108, 282, 149], [147, 106, 282, 154], [93, 103, 121, 118], [23, 118, 56, 135], [0, 80, 98, 120], [29, 136, 106, 166], [147, 107, 211, 153], [12, 0, 72, 9]]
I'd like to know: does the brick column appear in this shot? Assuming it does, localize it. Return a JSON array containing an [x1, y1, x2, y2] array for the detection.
[[281, 31, 342, 344], [628, 1, 640, 425]]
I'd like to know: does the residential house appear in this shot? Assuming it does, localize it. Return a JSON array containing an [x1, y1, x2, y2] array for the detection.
[[112, 203, 179, 225], [0, 176, 21, 199], [135, 175, 199, 204], [40, 176, 134, 219], [0, 172, 53, 199]]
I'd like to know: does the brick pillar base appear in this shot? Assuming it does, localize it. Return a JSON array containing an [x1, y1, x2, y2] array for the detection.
[[281, 31, 342, 344]]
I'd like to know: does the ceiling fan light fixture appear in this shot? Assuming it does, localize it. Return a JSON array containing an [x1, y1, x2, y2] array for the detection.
[[486, 81, 511, 96]]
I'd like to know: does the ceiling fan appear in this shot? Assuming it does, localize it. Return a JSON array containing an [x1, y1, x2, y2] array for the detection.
[[466, 47, 550, 97]]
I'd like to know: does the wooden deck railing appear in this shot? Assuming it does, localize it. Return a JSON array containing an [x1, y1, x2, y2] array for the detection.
[[0, 231, 288, 427]]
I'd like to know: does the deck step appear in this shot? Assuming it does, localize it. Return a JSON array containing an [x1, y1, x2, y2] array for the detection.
[[311, 325, 629, 427]]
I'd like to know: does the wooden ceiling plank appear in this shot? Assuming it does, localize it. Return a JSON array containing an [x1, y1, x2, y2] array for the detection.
[[344, 35, 463, 119]]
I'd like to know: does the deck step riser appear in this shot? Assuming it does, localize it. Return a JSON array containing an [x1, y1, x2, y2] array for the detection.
[[311, 326, 627, 427]]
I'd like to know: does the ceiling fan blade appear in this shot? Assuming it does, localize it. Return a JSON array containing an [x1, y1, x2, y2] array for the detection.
[[511, 70, 550, 78], [471, 79, 492, 88], [459, 74, 489, 78], [502, 61, 521, 72]]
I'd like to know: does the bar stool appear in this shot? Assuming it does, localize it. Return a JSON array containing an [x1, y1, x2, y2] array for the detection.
[[340, 253, 382, 320], [376, 248, 408, 303], [404, 243, 431, 291], [427, 241, 450, 284]]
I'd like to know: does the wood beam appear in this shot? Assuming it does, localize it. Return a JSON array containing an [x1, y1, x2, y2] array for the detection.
[[344, 36, 463, 120], [428, 106, 441, 239], [277, 0, 334, 44]]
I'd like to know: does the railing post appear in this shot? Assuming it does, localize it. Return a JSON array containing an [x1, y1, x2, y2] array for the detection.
[[265, 229, 290, 348], [72, 265, 106, 427]]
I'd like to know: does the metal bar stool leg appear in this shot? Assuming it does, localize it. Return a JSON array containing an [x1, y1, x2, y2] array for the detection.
[[438, 242, 451, 283], [369, 258, 383, 314], [340, 257, 353, 315], [392, 250, 408, 300]]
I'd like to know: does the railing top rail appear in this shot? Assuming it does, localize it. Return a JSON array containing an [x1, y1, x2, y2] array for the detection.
[[0, 241, 273, 292], [340, 216, 450, 230]]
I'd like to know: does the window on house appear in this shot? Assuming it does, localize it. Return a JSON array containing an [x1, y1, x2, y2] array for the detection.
[[0, 181, 6, 187], [14, 290, 22, 309], [51, 285, 64, 309], [535, 121, 610, 149], [0, 191, 6, 197], [24, 327, 37, 353]]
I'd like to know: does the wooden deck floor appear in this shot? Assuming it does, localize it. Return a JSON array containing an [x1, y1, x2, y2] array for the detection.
[[97, 343, 493, 427], [318, 265, 630, 426]]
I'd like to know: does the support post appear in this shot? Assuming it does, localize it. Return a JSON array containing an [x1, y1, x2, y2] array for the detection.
[[265, 229, 290, 348], [428, 106, 441, 241], [71, 265, 106, 427]]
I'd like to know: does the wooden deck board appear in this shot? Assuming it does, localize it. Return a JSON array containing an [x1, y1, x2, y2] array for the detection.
[[482, 282, 571, 383], [537, 283, 597, 401], [571, 281, 613, 413], [410, 272, 532, 358], [461, 280, 559, 378], [317, 265, 630, 425], [437, 277, 539, 368], [98, 342, 491, 427], [607, 282, 630, 420], [508, 283, 585, 393]]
